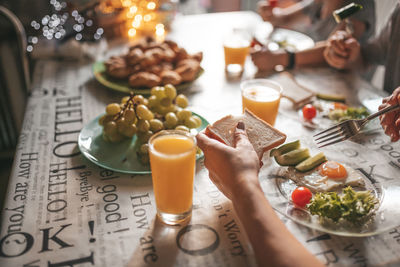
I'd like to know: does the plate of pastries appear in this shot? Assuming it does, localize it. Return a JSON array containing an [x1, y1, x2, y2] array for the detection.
[[94, 37, 204, 94]]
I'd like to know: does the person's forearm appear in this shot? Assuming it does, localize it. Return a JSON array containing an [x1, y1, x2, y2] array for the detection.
[[280, 0, 313, 18], [271, 41, 327, 69], [232, 179, 323, 267], [295, 41, 327, 67], [270, 0, 313, 27]]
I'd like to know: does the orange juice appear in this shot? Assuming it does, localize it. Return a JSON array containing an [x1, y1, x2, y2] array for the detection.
[[223, 33, 250, 76], [149, 131, 196, 224], [241, 80, 282, 125], [224, 45, 250, 67]]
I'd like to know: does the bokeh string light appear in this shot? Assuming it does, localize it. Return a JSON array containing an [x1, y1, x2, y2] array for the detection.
[[27, 0, 104, 52], [27, 0, 176, 51], [121, 0, 171, 40]]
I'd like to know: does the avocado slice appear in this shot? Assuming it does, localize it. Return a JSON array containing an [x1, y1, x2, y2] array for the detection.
[[316, 93, 346, 103], [270, 140, 301, 157], [295, 152, 327, 172], [275, 148, 310, 166]]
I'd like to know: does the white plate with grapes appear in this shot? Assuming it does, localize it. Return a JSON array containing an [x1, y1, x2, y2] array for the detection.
[[78, 89, 209, 174]]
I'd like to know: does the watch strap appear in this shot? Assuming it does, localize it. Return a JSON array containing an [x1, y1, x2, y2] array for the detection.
[[286, 50, 295, 70]]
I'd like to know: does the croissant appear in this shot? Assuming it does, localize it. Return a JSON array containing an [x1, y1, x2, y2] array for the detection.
[[162, 48, 176, 62], [160, 70, 182, 85], [174, 47, 189, 62], [128, 72, 161, 88], [140, 55, 158, 68], [105, 56, 130, 79], [129, 64, 143, 75], [176, 58, 200, 69], [191, 51, 203, 62], [148, 48, 165, 61], [164, 40, 179, 53], [175, 64, 199, 82], [126, 48, 144, 66], [145, 65, 163, 76], [105, 38, 203, 87], [160, 62, 174, 71]]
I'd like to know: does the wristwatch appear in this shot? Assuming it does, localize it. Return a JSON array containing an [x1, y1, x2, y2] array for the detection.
[[286, 49, 295, 70]]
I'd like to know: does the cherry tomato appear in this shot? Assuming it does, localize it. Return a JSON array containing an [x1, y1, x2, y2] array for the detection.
[[302, 104, 317, 120], [269, 0, 278, 8], [291, 186, 312, 208], [333, 102, 348, 110]]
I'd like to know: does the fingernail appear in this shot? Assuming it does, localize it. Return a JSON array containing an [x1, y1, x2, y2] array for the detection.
[[237, 121, 245, 130]]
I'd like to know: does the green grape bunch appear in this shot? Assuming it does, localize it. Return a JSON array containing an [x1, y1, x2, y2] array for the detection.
[[99, 94, 138, 143], [98, 84, 203, 164]]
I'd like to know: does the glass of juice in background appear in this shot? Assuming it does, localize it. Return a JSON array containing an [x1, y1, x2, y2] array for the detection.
[[241, 79, 282, 126], [149, 130, 197, 225], [223, 29, 250, 78]]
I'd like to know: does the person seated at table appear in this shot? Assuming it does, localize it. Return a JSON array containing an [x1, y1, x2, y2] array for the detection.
[[379, 87, 400, 142], [258, 0, 375, 42], [258, 0, 313, 27], [252, 0, 375, 72], [323, 2, 400, 94], [196, 123, 324, 267], [324, 3, 400, 141]]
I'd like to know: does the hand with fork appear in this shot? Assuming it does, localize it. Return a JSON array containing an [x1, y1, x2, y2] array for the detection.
[[379, 87, 400, 142], [314, 89, 400, 147]]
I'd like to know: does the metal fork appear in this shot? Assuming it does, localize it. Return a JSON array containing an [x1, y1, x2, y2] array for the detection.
[[314, 103, 400, 148]]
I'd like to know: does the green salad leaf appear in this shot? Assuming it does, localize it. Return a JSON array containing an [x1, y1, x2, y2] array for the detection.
[[345, 107, 370, 119], [308, 187, 377, 223], [328, 107, 369, 122]]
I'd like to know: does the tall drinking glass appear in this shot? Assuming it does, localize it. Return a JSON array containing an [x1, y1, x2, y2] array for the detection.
[[148, 130, 196, 225], [241, 79, 283, 126], [223, 30, 250, 78]]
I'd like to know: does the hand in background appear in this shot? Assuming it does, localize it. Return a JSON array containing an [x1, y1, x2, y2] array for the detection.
[[196, 122, 261, 200], [324, 31, 361, 69], [379, 88, 400, 142], [257, 1, 283, 26], [250, 46, 286, 72]]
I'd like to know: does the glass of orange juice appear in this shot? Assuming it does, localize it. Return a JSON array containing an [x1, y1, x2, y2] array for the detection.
[[241, 79, 283, 126], [223, 30, 250, 77], [148, 130, 197, 225]]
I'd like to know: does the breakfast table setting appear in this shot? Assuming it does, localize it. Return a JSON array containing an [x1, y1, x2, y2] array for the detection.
[[1, 10, 400, 267]]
